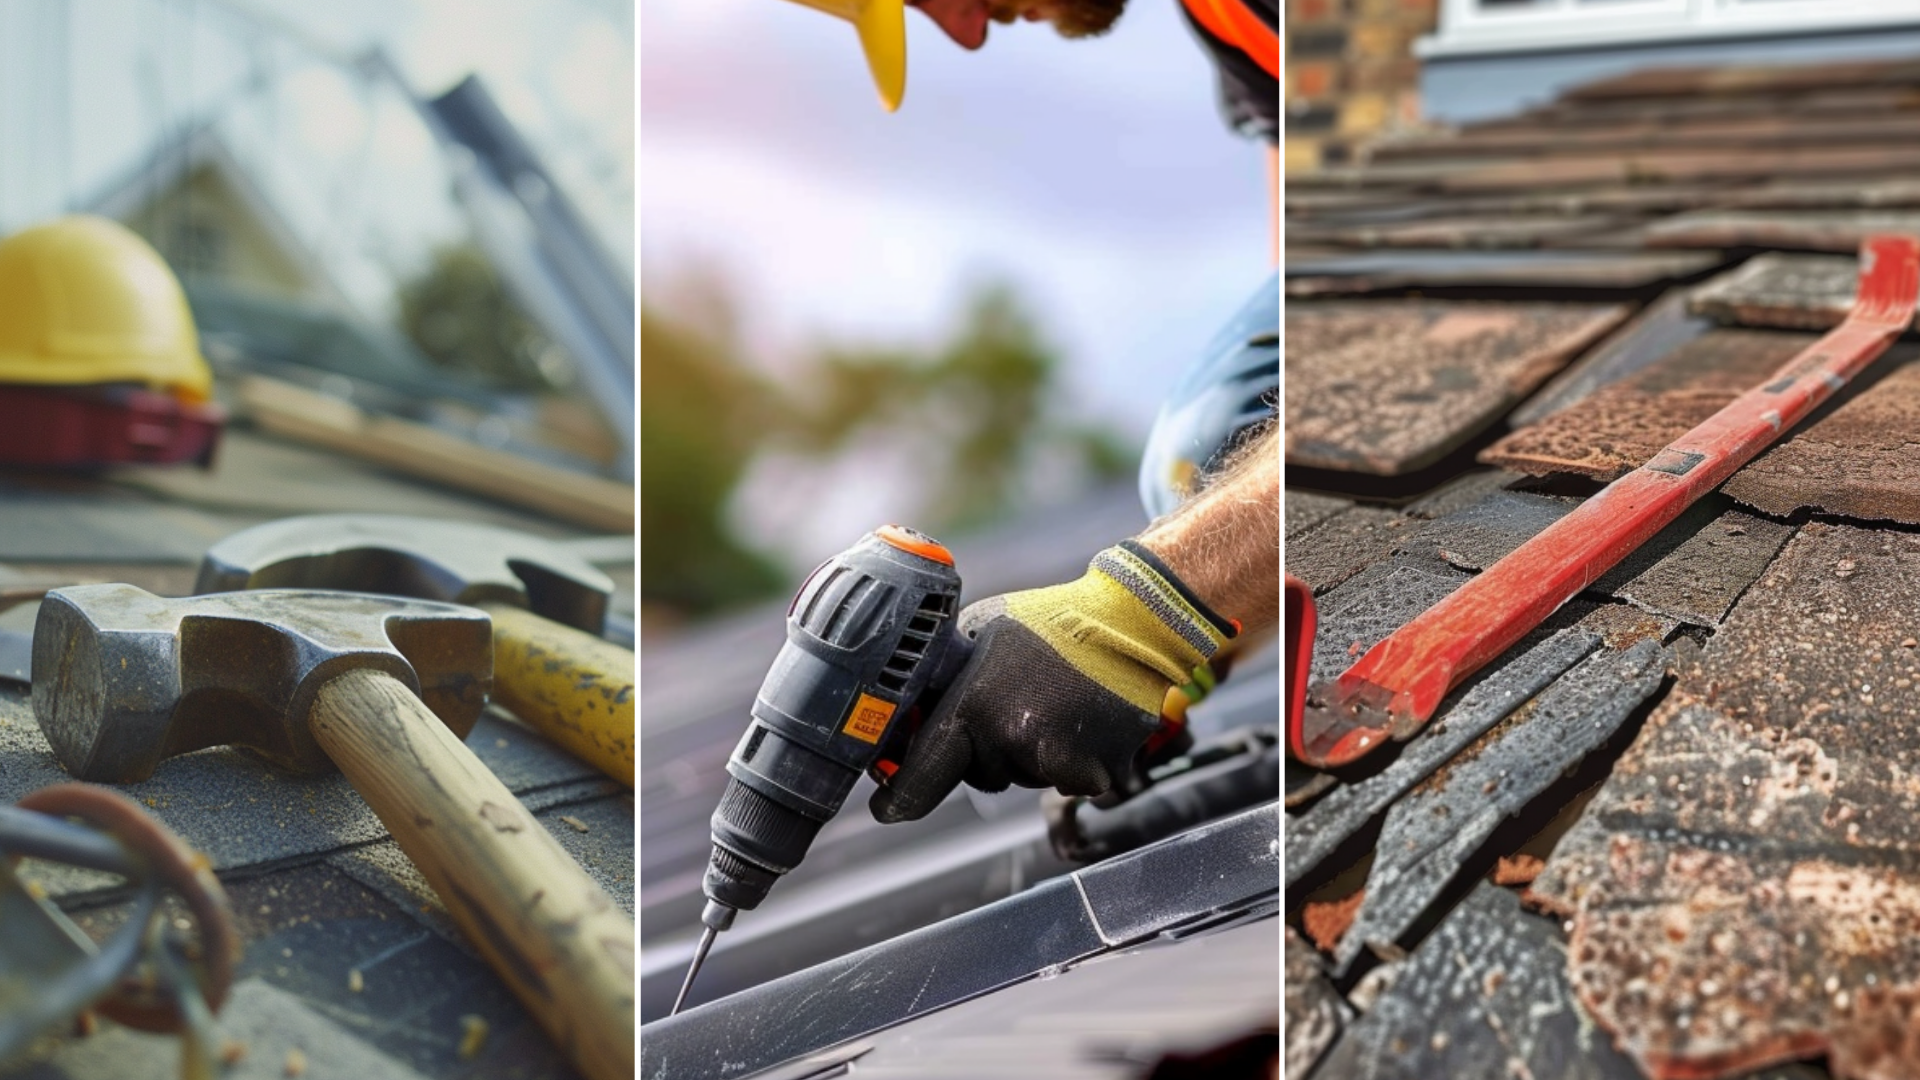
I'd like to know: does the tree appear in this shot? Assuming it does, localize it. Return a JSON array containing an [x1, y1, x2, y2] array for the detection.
[[397, 243, 561, 391], [638, 286, 786, 618], [640, 271, 1133, 623]]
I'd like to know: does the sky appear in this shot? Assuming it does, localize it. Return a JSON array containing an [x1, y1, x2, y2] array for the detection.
[[0, 0, 632, 320], [641, 0, 1273, 437]]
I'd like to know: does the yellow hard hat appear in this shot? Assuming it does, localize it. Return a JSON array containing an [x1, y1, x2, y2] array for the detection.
[[0, 215, 213, 402], [783, 0, 909, 112]]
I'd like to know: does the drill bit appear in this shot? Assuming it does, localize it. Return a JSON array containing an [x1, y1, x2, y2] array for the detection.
[[670, 924, 719, 1016]]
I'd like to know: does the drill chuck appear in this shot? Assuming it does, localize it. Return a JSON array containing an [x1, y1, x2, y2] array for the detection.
[[700, 778, 824, 914]]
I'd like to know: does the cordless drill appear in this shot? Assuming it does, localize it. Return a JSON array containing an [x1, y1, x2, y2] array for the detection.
[[672, 525, 972, 1013]]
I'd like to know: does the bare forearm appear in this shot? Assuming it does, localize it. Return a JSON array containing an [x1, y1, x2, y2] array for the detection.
[[1137, 425, 1279, 634]]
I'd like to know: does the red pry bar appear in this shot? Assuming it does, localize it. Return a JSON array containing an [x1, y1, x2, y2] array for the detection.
[[1292, 234, 1920, 769]]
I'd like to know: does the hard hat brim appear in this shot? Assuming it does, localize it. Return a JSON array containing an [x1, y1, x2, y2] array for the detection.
[[853, 0, 908, 112]]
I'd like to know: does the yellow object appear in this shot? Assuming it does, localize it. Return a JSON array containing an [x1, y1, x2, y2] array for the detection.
[[781, 0, 908, 111], [485, 603, 635, 786], [0, 215, 213, 401], [1004, 546, 1232, 715], [842, 693, 897, 744]]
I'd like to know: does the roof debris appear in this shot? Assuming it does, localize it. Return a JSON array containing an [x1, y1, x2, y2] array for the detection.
[[1302, 890, 1365, 953], [1492, 854, 1545, 888]]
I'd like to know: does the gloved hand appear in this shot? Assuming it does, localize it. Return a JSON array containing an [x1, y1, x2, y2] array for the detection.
[[869, 540, 1236, 824]]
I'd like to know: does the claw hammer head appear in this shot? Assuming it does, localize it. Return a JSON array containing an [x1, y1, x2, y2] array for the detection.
[[32, 585, 492, 783], [193, 514, 613, 634]]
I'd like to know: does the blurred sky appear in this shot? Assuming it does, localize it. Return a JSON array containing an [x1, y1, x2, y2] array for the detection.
[[641, 0, 1272, 435], [0, 0, 632, 319]]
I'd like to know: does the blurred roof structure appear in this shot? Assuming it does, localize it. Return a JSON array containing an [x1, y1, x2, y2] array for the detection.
[[1286, 53, 1920, 1080], [81, 123, 350, 305]]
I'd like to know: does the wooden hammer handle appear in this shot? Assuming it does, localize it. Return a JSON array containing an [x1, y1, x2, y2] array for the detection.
[[311, 669, 633, 1080], [481, 602, 635, 787]]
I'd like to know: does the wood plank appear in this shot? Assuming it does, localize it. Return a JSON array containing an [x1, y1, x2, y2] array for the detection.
[[1287, 300, 1629, 475], [236, 375, 634, 533]]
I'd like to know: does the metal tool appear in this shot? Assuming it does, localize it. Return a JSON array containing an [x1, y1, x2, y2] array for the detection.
[[674, 526, 972, 1013], [0, 784, 237, 1075], [1293, 234, 1920, 768], [31, 584, 635, 1080], [195, 513, 635, 785], [645, 802, 1281, 1078]]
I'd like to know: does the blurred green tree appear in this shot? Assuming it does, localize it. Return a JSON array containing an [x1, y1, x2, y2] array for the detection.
[[639, 282, 787, 619], [641, 275, 1134, 623], [785, 284, 1131, 532], [397, 243, 560, 390]]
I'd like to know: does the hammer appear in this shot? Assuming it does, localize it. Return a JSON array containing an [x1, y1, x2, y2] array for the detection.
[[194, 515, 634, 785], [32, 585, 634, 1080]]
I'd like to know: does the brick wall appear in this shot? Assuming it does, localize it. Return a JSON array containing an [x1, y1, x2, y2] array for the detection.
[[1285, 0, 1437, 172]]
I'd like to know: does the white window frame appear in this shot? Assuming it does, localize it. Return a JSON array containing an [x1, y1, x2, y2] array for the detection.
[[1418, 0, 1920, 60]]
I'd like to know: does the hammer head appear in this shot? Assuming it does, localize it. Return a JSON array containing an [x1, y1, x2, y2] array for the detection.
[[32, 585, 492, 783], [194, 515, 612, 634]]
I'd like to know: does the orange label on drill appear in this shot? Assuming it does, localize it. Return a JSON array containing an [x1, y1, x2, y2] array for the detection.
[[842, 693, 897, 744]]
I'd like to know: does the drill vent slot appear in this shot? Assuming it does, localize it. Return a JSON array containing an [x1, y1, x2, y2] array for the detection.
[[798, 565, 896, 646], [874, 592, 955, 693]]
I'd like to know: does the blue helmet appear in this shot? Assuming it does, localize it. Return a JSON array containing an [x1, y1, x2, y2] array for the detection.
[[1138, 274, 1279, 520]]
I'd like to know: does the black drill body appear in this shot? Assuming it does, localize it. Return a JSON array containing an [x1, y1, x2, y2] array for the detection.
[[692, 527, 969, 955]]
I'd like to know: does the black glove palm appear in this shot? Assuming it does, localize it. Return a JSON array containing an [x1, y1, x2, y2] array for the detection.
[[870, 542, 1234, 824]]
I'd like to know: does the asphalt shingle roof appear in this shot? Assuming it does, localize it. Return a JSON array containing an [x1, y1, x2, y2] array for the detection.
[[1286, 51, 1920, 1080]]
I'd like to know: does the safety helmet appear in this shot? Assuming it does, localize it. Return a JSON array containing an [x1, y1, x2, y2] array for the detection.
[[1138, 274, 1279, 520], [0, 215, 214, 402], [781, 0, 909, 111]]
